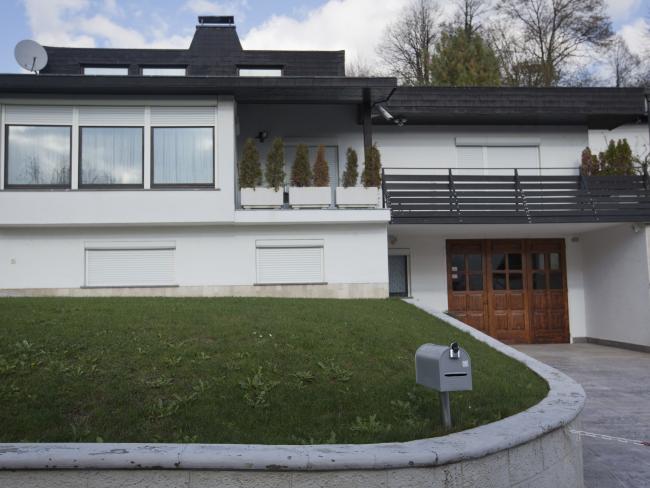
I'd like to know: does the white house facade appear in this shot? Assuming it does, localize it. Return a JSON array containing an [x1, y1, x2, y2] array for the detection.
[[1, 16, 649, 349]]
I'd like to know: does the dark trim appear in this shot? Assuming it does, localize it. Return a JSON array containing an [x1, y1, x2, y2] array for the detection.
[[150, 126, 215, 188], [572, 336, 650, 353], [4, 124, 72, 190], [78, 126, 145, 189]]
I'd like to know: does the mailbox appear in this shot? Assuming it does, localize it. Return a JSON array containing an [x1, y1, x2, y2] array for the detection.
[[415, 342, 472, 392]]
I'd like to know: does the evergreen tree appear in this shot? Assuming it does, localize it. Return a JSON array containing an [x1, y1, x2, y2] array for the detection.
[[342, 147, 359, 187], [430, 27, 500, 86], [313, 145, 330, 187], [265, 138, 285, 191], [362, 144, 382, 188], [238, 138, 262, 188], [290, 144, 312, 187]]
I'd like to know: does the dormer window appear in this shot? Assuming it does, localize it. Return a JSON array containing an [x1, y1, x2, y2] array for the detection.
[[238, 67, 282, 77], [142, 67, 186, 76], [83, 66, 128, 75]]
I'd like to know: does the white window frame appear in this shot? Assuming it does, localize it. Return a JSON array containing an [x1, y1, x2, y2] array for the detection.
[[142, 67, 187, 76], [83, 67, 129, 75], [238, 67, 282, 77]]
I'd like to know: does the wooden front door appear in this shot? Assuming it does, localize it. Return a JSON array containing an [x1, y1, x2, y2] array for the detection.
[[446, 239, 569, 344], [446, 241, 489, 334]]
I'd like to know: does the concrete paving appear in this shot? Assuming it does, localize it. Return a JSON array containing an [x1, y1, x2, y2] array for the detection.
[[516, 343, 650, 488]]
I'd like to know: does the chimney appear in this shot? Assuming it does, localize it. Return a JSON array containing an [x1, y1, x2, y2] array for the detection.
[[198, 16, 235, 26]]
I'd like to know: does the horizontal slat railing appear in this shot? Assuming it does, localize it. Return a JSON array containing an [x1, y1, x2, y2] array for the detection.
[[383, 166, 650, 224]]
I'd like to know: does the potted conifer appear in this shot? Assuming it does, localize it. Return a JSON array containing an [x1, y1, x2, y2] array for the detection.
[[240, 138, 285, 208], [336, 147, 380, 207], [289, 144, 332, 208]]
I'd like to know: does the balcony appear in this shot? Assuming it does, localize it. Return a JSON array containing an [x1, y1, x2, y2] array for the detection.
[[382, 167, 650, 224]]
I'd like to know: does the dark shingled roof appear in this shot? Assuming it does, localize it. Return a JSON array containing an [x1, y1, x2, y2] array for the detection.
[[383, 87, 647, 129], [41, 26, 345, 77]]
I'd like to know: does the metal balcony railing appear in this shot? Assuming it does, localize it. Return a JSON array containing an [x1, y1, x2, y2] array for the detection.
[[382, 166, 650, 224]]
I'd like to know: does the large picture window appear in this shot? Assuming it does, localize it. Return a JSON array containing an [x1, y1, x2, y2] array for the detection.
[[152, 127, 214, 186], [80, 127, 143, 187], [5, 125, 71, 187]]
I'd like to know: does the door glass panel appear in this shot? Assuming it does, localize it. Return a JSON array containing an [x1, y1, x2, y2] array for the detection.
[[549, 253, 560, 270], [491, 254, 506, 271], [532, 253, 545, 270], [468, 274, 483, 291], [452, 273, 466, 291], [451, 254, 465, 272], [388, 255, 408, 297], [532, 272, 546, 289], [509, 273, 523, 290], [508, 253, 522, 270], [549, 272, 563, 289], [467, 254, 482, 272], [492, 273, 506, 290]]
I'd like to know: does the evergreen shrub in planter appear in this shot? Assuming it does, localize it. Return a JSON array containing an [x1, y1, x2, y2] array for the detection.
[[289, 144, 331, 208], [336, 147, 380, 207], [240, 137, 284, 208]]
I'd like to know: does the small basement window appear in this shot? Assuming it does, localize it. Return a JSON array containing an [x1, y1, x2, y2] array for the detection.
[[238, 67, 282, 77], [83, 66, 129, 75], [256, 240, 324, 284], [142, 67, 186, 76]]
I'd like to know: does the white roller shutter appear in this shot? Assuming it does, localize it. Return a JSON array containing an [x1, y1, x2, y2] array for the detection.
[[256, 242, 324, 284], [456, 146, 485, 174], [85, 248, 176, 287]]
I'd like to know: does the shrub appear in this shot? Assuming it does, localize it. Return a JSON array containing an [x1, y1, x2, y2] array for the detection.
[[580, 139, 637, 176], [265, 138, 285, 191], [238, 138, 262, 189], [313, 145, 330, 187], [290, 144, 312, 187], [362, 144, 381, 188], [342, 147, 358, 187]]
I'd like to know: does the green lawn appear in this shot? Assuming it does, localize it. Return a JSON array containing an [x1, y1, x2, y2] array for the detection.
[[0, 298, 548, 444]]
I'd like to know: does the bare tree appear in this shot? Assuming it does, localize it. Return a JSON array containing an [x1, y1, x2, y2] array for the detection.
[[453, 0, 489, 36], [605, 35, 640, 87], [377, 0, 440, 85], [346, 56, 378, 77], [497, 0, 613, 86]]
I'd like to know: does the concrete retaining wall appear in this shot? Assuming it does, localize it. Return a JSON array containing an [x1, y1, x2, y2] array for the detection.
[[0, 301, 585, 488]]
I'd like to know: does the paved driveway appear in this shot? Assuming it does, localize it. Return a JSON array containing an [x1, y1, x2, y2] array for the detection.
[[516, 343, 650, 488]]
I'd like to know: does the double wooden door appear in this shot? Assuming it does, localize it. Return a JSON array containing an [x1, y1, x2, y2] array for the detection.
[[446, 239, 569, 344]]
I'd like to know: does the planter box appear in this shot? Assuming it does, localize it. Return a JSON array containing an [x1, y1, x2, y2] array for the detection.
[[240, 188, 284, 209], [336, 187, 381, 208], [289, 187, 332, 208]]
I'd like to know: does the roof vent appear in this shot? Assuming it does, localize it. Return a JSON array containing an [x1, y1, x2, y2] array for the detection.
[[198, 16, 235, 26]]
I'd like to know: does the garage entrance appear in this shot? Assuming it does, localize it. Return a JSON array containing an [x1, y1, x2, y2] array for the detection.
[[446, 239, 569, 344]]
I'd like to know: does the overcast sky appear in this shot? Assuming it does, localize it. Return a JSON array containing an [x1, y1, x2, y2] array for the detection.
[[0, 0, 648, 76]]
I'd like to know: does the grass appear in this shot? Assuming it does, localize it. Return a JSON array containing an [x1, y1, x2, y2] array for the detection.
[[0, 297, 548, 444]]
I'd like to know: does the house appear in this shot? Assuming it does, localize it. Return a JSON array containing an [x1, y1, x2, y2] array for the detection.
[[0, 16, 648, 349]]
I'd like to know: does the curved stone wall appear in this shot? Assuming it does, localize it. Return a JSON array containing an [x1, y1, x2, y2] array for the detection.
[[0, 301, 585, 487]]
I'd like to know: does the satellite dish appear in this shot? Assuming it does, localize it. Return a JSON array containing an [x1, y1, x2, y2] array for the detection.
[[15, 40, 48, 73]]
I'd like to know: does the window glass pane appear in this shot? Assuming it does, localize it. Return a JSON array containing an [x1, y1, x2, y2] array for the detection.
[[532, 253, 545, 270], [153, 128, 213, 185], [492, 273, 506, 290], [239, 68, 282, 77], [549, 253, 561, 270], [468, 274, 483, 291], [84, 67, 128, 75], [508, 253, 522, 270], [7, 126, 70, 186], [549, 272, 563, 289], [533, 272, 546, 290], [451, 273, 466, 291], [509, 273, 523, 290], [142, 68, 186, 76], [468, 254, 482, 272], [451, 254, 465, 272], [81, 127, 142, 185], [491, 253, 506, 271]]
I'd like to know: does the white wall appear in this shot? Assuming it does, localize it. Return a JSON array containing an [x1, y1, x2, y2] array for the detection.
[[375, 125, 588, 173], [589, 123, 649, 161], [0, 97, 237, 225], [581, 224, 650, 347], [0, 223, 388, 291]]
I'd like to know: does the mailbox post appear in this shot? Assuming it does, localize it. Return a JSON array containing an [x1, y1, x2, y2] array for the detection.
[[415, 342, 472, 430]]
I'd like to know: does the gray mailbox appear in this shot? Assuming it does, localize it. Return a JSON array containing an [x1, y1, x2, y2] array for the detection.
[[415, 342, 472, 429]]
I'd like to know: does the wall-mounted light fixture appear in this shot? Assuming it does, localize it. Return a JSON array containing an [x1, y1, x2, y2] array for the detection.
[[256, 131, 268, 143]]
